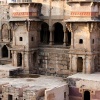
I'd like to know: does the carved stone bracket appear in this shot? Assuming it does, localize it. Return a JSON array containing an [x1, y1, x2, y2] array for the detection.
[[87, 23, 94, 33], [66, 22, 78, 33]]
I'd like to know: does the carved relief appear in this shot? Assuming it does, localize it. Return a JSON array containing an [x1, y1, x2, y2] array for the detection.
[[1, 24, 9, 40]]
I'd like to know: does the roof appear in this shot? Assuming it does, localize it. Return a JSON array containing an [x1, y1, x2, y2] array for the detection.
[[64, 18, 100, 22], [9, 2, 42, 5], [0, 75, 67, 89], [9, 18, 42, 22]]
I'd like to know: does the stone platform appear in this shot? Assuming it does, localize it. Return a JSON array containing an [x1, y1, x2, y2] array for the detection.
[[0, 64, 22, 78], [0, 76, 68, 100]]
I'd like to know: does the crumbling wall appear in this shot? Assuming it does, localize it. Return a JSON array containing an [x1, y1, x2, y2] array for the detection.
[[45, 85, 69, 100]]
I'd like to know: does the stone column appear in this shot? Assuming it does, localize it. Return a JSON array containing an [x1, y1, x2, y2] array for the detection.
[[14, 51, 17, 67], [72, 55, 77, 73], [63, 30, 67, 46], [8, 29, 10, 42], [82, 56, 86, 73], [11, 51, 14, 66], [24, 52, 30, 74], [71, 32, 74, 49], [69, 54, 72, 71], [49, 26, 54, 45], [12, 30, 16, 46], [86, 56, 92, 74], [49, 30, 53, 45], [8, 50, 11, 59]]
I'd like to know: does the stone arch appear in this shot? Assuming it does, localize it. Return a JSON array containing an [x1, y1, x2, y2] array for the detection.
[[17, 53, 22, 66], [84, 91, 90, 100], [77, 57, 83, 72], [40, 22, 50, 44], [53, 22, 64, 44], [2, 45, 8, 58], [1, 24, 9, 40]]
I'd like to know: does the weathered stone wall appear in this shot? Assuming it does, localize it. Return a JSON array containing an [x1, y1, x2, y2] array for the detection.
[[13, 24, 28, 47], [45, 85, 69, 100], [38, 47, 70, 77]]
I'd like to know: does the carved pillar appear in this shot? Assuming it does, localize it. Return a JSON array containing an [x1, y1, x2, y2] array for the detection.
[[86, 56, 92, 74], [82, 56, 86, 73], [63, 30, 67, 46], [66, 23, 74, 48], [11, 51, 14, 66], [49, 27, 53, 45], [71, 31, 74, 49], [8, 50, 10, 59], [69, 54, 72, 71], [12, 31, 16, 46], [14, 51, 17, 67], [8, 29, 11, 41], [72, 55, 77, 73]]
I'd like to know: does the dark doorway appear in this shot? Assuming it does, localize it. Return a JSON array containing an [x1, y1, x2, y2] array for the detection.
[[84, 91, 90, 100], [68, 31, 71, 46], [17, 53, 22, 66], [40, 22, 50, 44], [33, 52, 37, 66], [2, 45, 8, 58], [77, 57, 83, 72], [8, 94, 13, 100], [53, 22, 64, 44]]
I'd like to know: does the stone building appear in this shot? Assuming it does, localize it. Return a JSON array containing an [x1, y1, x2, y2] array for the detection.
[[0, 0, 98, 77], [0, 0, 100, 100], [0, 0, 72, 77]]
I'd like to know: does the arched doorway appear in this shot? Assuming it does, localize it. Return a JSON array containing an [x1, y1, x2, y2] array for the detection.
[[40, 22, 50, 44], [17, 53, 22, 66], [84, 91, 90, 100], [2, 45, 8, 58], [53, 22, 64, 44], [8, 94, 13, 100], [77, 57, 83, 72]]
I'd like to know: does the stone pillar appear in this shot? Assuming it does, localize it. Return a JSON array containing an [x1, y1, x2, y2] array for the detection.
[[49, 30, 53, 45], [24, 52, 30, 74], [11, 51, 14, 66], [8, 29, 10, 41], [63, 30, 67, 46], [69, 54, 72, 71], [8, 50, 10, 59], [12, 30, 16, 46], [71, 32, 74, 49], [82, 56, 86, 73], [86, 56, 92, 74], [72, 55, 77, 73], [49, 26, 54, 45], [14, 51, 17, 67]]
